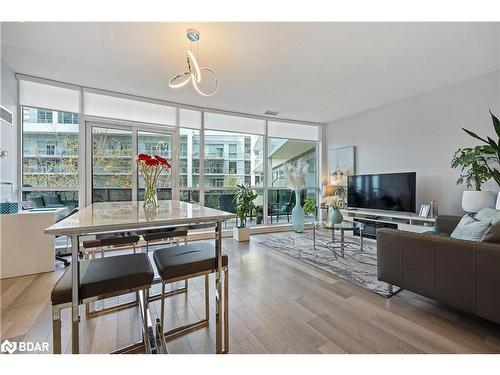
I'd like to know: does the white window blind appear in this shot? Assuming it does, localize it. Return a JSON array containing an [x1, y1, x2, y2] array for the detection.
[[83, 92, 176, 126], [19, 80, 80, 113], [179, 109, 201, 129], [204, 112, 265, 135], [268, 121, 320, 141]]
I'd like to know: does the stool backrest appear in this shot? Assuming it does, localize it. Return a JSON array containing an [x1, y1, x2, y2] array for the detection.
[[82, 235, 140, 249], [143, 227, 188, 243]]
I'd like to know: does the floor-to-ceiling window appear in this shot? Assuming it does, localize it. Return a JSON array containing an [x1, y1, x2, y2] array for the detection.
[[18, 77, 321, 228], [267, 121, 319, 224], [21, 106, 79, 209], [91, 127, 133, 202], [203, 113, 266, 227], [267, 137, 317, 223], [179, 109, 202, 203]]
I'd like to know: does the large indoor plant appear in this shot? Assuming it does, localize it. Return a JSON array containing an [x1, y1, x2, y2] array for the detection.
[[458, 110, 500, 210], [285, 159, 308, 233], [461, 111, 500, 188], [232, 184, 258, 241]]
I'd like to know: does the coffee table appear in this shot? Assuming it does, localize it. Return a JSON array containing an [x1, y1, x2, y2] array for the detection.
[[312, 220, 365, 258]]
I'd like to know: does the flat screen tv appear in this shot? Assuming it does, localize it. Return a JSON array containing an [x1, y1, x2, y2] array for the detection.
[[347, 172, 416, 213]]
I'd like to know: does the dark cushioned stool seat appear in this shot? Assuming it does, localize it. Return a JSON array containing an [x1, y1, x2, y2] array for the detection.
[[51, 253, 154, 306], [153, 242, 228, 280]]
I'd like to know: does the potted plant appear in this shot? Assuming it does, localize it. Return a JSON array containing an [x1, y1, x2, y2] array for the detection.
[[232, 184, 258, 242], [458, 110, 500, 210], [461, 111, 500, 188], [303, 197, 316, 217]]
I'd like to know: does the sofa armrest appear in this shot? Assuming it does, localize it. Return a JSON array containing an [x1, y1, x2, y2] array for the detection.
[[376, 229, 403, 286], [435, 215, 462, 235]]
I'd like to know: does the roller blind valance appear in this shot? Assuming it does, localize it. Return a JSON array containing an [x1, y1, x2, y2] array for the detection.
[[19, 80, 80, 113], [204, 112, 265, 135], [83, 92, 176, 126], [268, 121, 320, 141], [179, 109, 201, 129]]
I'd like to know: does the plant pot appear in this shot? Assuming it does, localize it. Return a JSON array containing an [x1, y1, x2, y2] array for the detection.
[[496, 192, 500, 210], [291, 190, 305, 233], [329, 208, 343, 224], [233, 227, 251, 242], [461, 190, 496, 213]]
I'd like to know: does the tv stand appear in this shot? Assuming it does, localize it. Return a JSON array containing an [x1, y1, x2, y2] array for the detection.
[[341, 209, 435, 239]]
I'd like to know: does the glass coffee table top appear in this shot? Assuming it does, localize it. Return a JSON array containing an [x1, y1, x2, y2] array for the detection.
[[312, 220, 365, 258], [317, 220, 365, 230]]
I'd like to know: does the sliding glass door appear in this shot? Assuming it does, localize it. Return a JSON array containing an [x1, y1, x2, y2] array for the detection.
[[91, 126, 133, 202], [88, 122, 176, 203], [137, 131, 172, 200]]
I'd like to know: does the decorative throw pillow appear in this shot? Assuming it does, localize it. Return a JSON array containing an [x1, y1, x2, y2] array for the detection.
[[474, 208, 500, 224], [483, 223, 500, 244], [450, 214, 491, 241]]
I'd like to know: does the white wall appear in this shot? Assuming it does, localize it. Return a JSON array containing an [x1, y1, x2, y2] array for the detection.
[[323, 70, 500, 215], [0, 59, 18, 200]]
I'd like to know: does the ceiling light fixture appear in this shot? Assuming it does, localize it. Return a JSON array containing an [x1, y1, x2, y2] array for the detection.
[[169, 29, 219, 97]]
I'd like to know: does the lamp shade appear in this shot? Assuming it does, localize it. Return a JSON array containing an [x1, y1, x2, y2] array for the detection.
[[322, 185, 334, 196], [461, 191, 496, 213]]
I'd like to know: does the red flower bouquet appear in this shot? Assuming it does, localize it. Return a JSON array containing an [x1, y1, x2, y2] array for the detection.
[[136, 153, 171, 209]]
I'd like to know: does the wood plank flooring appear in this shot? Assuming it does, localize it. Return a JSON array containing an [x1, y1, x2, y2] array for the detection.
[[2, 231, 500, 354]]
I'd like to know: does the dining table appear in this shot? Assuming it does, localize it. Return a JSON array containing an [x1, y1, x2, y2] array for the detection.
[[44, 200, 236, 354]]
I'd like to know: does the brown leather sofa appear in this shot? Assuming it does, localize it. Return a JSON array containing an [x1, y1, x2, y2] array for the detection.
[[377, 215, 500, 325]]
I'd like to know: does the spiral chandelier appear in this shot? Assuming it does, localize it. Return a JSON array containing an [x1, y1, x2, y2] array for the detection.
[[169, 29, 219, 97]]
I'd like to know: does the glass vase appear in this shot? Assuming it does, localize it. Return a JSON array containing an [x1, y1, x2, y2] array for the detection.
[[143, 181, 158, 210], [292, 190, 305, 233]]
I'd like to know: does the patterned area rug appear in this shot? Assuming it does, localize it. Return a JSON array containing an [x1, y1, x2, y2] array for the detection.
[[260, 229, 399, 297]]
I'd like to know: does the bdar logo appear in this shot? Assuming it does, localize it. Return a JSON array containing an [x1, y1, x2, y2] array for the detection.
[[1, 339, 17, 354]]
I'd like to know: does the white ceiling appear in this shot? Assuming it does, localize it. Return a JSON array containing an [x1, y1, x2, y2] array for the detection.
[[1, 22, 499, 123]]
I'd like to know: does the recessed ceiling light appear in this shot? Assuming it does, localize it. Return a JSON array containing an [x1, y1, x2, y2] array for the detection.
[[264, 110, 279, 116]]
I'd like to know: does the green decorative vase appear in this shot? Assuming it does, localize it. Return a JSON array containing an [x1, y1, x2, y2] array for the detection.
[[329, 208, 343, 224], [291, 190, 305, 233]]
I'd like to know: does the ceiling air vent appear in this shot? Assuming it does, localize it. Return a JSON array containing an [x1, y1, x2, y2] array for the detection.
[[0, 106, 13, 126], [264, 110, 279, 116]]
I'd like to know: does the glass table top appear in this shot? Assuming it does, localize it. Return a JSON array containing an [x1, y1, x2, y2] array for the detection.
[[316, 220, 364, 230]]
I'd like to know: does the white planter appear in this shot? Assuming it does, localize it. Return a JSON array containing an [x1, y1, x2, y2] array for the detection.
[[233, 227, 251, 242], [461, 190, 496, 213]]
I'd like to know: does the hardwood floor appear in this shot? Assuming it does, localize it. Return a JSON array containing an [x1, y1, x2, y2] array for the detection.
[[2, 231, 500, 354]]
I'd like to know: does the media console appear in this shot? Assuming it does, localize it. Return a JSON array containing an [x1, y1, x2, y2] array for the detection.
[[340, 209, 436, 239]]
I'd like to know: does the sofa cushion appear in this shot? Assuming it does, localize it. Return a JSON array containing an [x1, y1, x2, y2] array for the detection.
[[474, 207, 500, 224], [450, 214, 491, 241], [483, 223, 500, 244]]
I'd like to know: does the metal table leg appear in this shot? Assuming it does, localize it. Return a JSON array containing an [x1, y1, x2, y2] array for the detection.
[[313, 224, 316, 249], [70, 235, 80, 354], [360, 226, 364, 251], [340, 228, 345, 258], [215, 221, 223, 353]]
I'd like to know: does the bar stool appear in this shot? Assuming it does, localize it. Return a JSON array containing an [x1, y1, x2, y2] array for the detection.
[[82, 234, 140, 259], [51, 253, 154, 353], [142, 227, 190, 297], [152, 241, 229, 353], [81, 235, 141, 316]]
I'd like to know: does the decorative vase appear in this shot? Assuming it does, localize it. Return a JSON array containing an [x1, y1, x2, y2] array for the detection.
[[329, 208, 343, 224], [143, 182, 158, 210], [291, 190, 305, 233]]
